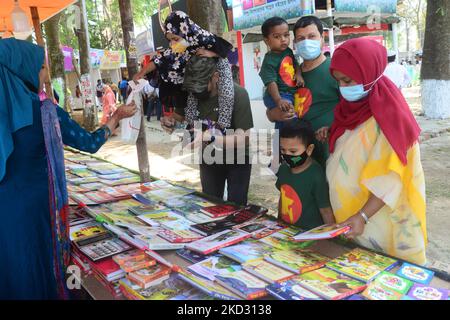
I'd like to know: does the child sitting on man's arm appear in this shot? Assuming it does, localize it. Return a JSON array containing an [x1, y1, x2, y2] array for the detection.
[[276, 119, 335, 230]]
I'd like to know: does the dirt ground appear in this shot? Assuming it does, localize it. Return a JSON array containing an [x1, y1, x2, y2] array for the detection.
[[89, 86, 450, 265]]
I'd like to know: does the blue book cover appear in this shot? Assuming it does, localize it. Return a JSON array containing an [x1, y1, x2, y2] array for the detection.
[[396, 262, 434, 285], [345, 294, 366, 300], [176, 248, 208, 264], [266, 279, 322, 300]]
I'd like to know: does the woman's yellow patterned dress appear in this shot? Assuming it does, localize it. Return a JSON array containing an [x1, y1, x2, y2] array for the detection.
[[326, 117, 427, 265]]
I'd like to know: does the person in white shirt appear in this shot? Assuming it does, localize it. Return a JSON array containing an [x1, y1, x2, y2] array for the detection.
[[143, 81, 161, 121], [383, 50, 411, 89]]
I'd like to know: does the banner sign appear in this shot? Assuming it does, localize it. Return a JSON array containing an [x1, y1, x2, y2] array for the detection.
[[334, 0, 397, 14], [232, 0, 315, 31]]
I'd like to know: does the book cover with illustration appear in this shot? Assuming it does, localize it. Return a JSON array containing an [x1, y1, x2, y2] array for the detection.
[[259, 227, 315, 251], [69, 221, 108, 242], [219, 239, 275, 264], [136, 210, 185, 227], [326, 248, 398, 282], [127, 264, 172, 289], [100, 211, 147, 227], [296, 268, 367, 300], [176, 249, 209, 264], [185, 229, 252, 255], [119, 274, 207, 300], [242, 259, 295, 284], [177, 270, 241, 300], [215, 270, 268, 300], [233, 217, 287, 239], [292, 224, 351, 241], [118, 256, 156, 273], [188, 255, 242, 281], [157, 229, 203, 243], [396, 262, 435, 285], [133, 233, 185, 251], [112, 249, 146, 265], [406, 284, 449, 300], [362, 271, 413, 300], [264, 249, 329, 274], [266, 277, 322, 300]]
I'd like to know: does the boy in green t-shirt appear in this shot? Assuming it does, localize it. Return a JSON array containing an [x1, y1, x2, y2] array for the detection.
[[276, 119, 335, 230], [259, 17, 303, 130]]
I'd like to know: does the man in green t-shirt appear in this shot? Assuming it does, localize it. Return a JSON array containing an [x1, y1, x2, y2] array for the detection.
[[267, 16, 340, 168], [161, 57, 254, 205]]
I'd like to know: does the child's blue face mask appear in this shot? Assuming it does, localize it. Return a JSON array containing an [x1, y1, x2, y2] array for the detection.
[[339, 74, 383, 102], [295, 39, 322, 60]]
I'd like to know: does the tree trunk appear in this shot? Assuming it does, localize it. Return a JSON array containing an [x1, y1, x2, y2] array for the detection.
[[421, 0, 450, 119], [187, 0, 225, 36], [77, 0, 98, 130], [44, 14, 68, 112], [118, 0, 150, 183]]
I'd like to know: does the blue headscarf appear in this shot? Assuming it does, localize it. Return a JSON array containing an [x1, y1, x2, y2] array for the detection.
[[0, 38, 45, 181]]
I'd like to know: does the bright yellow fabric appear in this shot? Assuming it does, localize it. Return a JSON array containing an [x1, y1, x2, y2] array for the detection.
[[326, 117, 427, 265]]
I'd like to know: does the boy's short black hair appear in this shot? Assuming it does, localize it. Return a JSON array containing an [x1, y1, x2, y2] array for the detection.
[[293, 15, 324, 36], [280, 119, 315, 147], [262, 17, 289, 38], [387, 55, 396, 63]]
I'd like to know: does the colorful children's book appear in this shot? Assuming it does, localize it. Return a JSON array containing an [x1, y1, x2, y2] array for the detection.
[[326, 248, 398, 282], [188, 255, 242, 281], [119, 274, 205, 300], [157, 229, 203, 243], [242, 259, 295, 284], [233, 217, 287, 239], [266, 278, 322, 300], [295, 268, 367, 300], [291, 224, 351, 241], [112, 249, 146, 265], [136, 210, 184, 227], [190, 208, 263, 237], [362, 271, 414, 300], [70, 193, 100, 206], [127, 264, 172, 289], [69, 221, 108, 242], [200, 204, 239, 218], [83, 191, 117, 204], [100, 211, 147, 227], [176, 249, 208, 264], [118, 256, 157, 273], [67, 176, 100, 185], [259, 227, 314, 251], [406, 284, 449, 300], [97, 172, 137, 180], [264, 249, 329, 274], [396, 262, 435, 285], [219, 239, 275, 264], [345, 294, 366, 300], [177, 270, 240, 300], [215, 270, 268, 300], [185, 229, 252, 255], [100, 187, 132, 200]]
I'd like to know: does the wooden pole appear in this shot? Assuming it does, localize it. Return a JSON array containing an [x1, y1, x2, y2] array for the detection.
[[30, 6, 53, 100]]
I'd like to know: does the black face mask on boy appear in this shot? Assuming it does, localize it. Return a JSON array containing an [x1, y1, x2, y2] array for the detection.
[[281, 151, 309, 168]]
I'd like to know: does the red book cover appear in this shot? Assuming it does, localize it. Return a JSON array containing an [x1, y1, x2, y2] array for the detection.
[[91, 258, 122, 277], [201, 205, 239, 218]]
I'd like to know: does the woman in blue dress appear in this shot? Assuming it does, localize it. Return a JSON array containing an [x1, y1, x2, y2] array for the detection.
[[0, 39, 136, 299]]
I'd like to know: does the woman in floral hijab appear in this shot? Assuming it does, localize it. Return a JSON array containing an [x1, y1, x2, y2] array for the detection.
[[134, 11, 234, 129]]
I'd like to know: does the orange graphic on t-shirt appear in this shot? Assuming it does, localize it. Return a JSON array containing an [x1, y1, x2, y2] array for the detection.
[[294, 87, 313, 118], [280, 184, 302, 224], [279, 56, 296, 87]]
